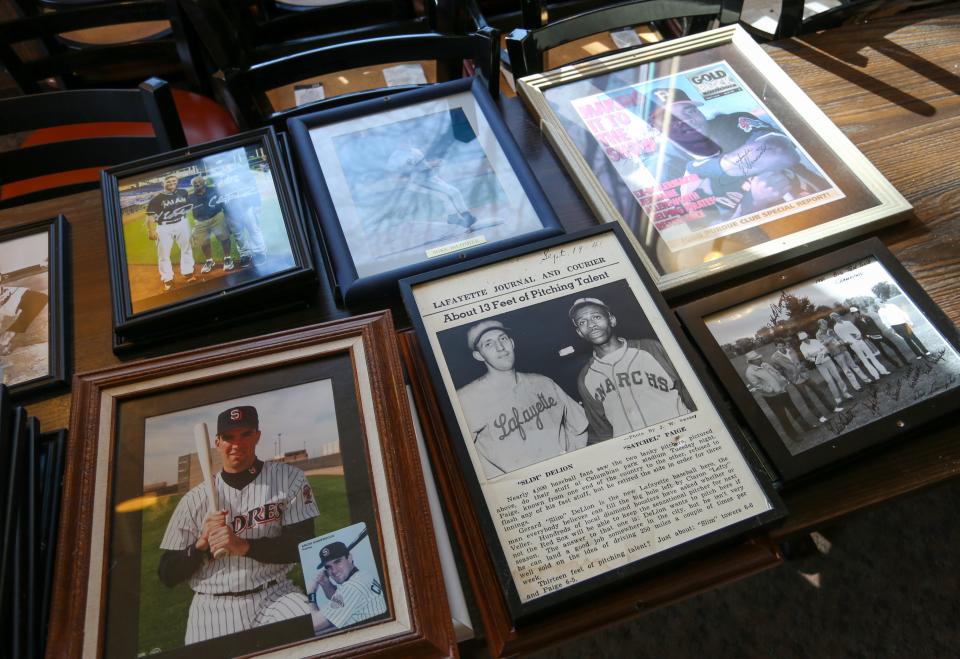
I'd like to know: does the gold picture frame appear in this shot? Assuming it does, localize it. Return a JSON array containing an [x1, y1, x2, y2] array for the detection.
[[516, 25, 910, 296]]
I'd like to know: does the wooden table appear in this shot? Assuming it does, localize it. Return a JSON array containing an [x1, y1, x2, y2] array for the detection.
[[2, 3, 958, 654]]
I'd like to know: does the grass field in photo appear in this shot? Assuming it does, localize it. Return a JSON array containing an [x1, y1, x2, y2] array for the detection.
[[135, 474, 349, 656]]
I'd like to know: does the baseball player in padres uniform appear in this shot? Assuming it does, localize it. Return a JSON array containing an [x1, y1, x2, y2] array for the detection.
[[570, 297, 693, 444], [308, 541, 387, 634], [456, 319, 589, 479], [146, 174, 196, 291], [158, 405, 319, 645]]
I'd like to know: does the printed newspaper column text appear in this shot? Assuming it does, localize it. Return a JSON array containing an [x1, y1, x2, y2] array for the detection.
[[496, 427, 753, 599]]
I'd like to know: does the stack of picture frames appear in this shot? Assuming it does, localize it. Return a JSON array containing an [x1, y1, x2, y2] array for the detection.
[[101, 127, 318, 353], [48, 313, 460, 658], [0, 385, 68, 659]]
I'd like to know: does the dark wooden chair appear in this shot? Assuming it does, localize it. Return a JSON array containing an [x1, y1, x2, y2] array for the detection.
[[0, 78, 187, 207], [754, 0, 871, 39], [0, 0, 204, 92], [505, 0, 741, 78], [215, 27, 501, 130], [175, 0, 433, 75]]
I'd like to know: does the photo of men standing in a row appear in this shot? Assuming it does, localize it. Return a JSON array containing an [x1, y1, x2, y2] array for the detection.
[[706, 259, 960, 454], [118, 145, 297, 313], [437, 280, 695, 480]]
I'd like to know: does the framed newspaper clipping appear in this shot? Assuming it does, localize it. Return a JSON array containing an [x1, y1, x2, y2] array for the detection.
[[288, 76, 562, 304], [677, 238, 960, 482], [515, 25, 910, 297], [48, 314, 456, 658], [400, 224, 784, 624]]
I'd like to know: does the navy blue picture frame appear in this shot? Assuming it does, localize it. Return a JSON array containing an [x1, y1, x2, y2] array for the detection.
[[288, 76, 563, 304]]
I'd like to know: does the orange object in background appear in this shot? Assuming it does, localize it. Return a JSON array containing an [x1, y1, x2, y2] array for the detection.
[[0, 89, 238, 203]]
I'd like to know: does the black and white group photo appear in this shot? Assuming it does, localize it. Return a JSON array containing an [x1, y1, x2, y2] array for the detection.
[[436, 279, 695, 480], [705, 258, 960, 454]]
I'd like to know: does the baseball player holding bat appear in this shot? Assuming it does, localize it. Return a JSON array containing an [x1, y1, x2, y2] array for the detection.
[[570, 297, 694, 444], [307, 536, 387, 635], [158, 405, 319, 645]]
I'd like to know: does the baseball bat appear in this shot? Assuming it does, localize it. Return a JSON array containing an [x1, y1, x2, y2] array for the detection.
[[346, 527, 368, 553], [194, 422, 227, 559]]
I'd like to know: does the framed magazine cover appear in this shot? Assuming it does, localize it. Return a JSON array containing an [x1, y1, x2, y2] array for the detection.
[[48, 314, 456, 658], [677, 238, 960, 482], [102, 127, 316, 352], [288, 76, 563, 304], [515, 25, 911, 296], [0, 215, 70, 401], [400, 223, 784, 624]]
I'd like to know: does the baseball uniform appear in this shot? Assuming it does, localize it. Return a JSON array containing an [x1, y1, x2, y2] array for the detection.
[[146, 186, 195, 284], [457, 372, 589, 479], [316, 567, 387, 630], [213, 165, 267, 262], [187, 185, 231, 258], [386, 146, 473, 225], [577, 338, 692, 443], [159, 459, 319, 644]]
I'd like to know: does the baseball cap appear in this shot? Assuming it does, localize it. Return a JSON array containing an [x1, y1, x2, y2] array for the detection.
[[797, 331, 809, 340], [217, 405, 259, 434], [850, 306, 859, 312], [466, 320, 510, 350], [745, 350, 762, 361], [644, 88, 703, 125], [829, 312, 841, 319], [568, 297, 611, 321], [317, 541, 349, 569]]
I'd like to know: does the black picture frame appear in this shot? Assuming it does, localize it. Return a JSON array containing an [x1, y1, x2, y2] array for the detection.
[[101, 127, 317, 353], [288, 76, 564, 304], [400, 223, 784, 622], [0, 215, 70, 401], [676, 238, 960, 483]]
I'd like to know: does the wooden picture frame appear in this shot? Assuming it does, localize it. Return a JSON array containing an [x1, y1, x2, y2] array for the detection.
[[101, 127, 316, 353], [515, 25, 911, 297], [288, 76, 563, 304], [0, 215, 70, 401], [399, 223, 784, 628], [677, 238, 960, 482], [49, 313, 456, 658]]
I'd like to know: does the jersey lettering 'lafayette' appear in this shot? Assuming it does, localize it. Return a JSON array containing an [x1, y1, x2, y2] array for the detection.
[[493, 392, 559, 442]]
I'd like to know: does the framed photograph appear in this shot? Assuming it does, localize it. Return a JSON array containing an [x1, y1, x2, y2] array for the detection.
[[48, 314, 456, 658], [677, 238, 960, 482], [515, 25, 911, 296], [400, 224, 783, 622], [0, 216, 70, 400], [102, 127, 316, 351], [288, 76, 563, 304]]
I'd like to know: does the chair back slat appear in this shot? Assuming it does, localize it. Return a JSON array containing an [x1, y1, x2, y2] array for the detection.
[[0, 0, 200, 91], [0, 78, 187, 206], [220, 28, 501, 129], [506, 0, 734, 78]]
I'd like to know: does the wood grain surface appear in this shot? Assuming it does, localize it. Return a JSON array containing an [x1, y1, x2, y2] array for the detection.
[[1, 4, 958, 654]]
